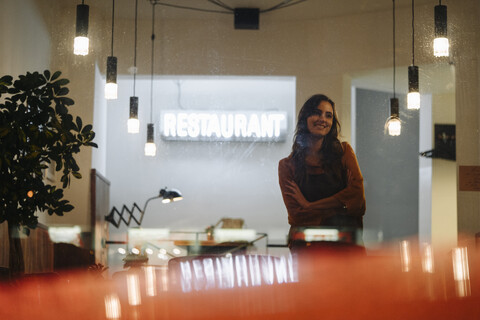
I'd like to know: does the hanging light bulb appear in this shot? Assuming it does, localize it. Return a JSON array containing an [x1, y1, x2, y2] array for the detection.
[[386, 0, 401, 136], [407, 0, 420, 110], [144, 3, 157, 156], [434, 1, 449, 57], [407, 66, 420, 109], [105, 0, 117, 99], [128, 97, 140, 133], [105, 57, 118, 99], [145, 123, 156, 156], [74, 1, 89, 56], [386, 98, 401, 136], [128, 0, 139, 133]]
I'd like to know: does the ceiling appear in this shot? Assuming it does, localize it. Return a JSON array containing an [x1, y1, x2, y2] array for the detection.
[[89, 0, 436, 21]]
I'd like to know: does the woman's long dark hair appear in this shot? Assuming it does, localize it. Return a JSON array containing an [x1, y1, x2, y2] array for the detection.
[[291, 94, 344, 186]]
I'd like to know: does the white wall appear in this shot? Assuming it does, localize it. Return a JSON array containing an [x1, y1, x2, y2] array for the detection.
[[92, 63, 108, 176], [0, 0, 50, 77], [105, 76, 295, 243]]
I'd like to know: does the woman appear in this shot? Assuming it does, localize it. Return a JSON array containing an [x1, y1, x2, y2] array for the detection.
[[278, 94, 366, 247]]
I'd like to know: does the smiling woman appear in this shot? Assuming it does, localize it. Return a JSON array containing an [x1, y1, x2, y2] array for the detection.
[[278, 94, 366, 249]]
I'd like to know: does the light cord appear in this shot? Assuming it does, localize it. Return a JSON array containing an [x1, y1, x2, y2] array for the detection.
[[412, 0, 415, 65], [393, 0, 396, 98], [110, 0, 115, 56], [133, 0, 138, 95], [150, 3, 156, 123]]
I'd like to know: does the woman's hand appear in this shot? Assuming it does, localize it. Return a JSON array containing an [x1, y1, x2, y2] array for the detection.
[[285, 180, 310, 209]]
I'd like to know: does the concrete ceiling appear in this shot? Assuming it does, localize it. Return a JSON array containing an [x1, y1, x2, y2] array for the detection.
[[90, 0, 436, 21]]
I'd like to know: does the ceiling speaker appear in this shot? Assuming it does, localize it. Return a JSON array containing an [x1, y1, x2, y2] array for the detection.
[[234, 8, 259, 30]]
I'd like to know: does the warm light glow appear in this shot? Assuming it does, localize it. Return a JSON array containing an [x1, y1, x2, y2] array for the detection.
[[214, 229, 257, 242], [400, 240, 411, 272], [105, 83, 118, 100], [422, 243, 435, 273], [131, 248, 140, 255], [407, 92, 420, 110], [144, 266, 157, 297], [144, 142, 156, 156], [117, 248, 126, 255], [27, 190, 34, 198], [159, 266, 169, 291], [161, 198, 172, 204], [48, 226, 81, 244], [104, 294, 121, 319], [173, 196, 183, 202], [434, 37, 449, 57], [386, 117, 401, 136], [73, 36, 89, 56], [126, 274, 141, 306], [304, 229, 339, 242], [127, 118, 139, 133], [452, 247, 471, 297]]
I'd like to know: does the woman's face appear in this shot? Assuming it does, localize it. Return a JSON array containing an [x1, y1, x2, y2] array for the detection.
[[306, 100, 334, 137]]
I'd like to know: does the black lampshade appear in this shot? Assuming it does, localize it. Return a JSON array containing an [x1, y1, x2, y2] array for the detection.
[[408, 65, 419, 93], [76, 4, 89, 37], [106, 56, 117, 84], [390, 98, 399, 117], [434, 4, 447, 38]]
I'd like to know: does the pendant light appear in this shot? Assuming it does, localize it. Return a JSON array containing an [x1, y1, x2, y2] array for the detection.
[[386, 0, 401, 137], [105, 0, 118, 100], [145, 4, 157, 156], [128, 0, 140, 134], [73, 0, 89, 55], [433, 0, 449, 57], [407, 0, 420, 110]]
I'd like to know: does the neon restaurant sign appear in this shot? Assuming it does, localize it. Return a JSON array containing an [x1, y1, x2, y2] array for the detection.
[[160, 110, 288, 142]]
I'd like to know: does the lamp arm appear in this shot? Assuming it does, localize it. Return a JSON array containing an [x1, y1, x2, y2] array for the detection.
[[106, 202, 144, 228], [140, 195, 162, 223]]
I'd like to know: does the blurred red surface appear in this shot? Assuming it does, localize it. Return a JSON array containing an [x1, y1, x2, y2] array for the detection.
[[0, 246, 478, 320]]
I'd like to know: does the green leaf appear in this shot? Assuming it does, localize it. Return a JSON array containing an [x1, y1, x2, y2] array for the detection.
[[81, 124, 92, 134], [62, 204, 74, 212], [53, 78, 69, 86], [72, 171, 82, 179], [60, 97, 74, 106], [51, 71, 61, 81], [76, 116, 83, 131], [0, 75, 13, 84], [55, 103, 68, 115]]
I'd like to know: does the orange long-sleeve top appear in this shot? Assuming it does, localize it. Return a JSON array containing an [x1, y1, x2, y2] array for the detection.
[[278, 142, 366, 227]]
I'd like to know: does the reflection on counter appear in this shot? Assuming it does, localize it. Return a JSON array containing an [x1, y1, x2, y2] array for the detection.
[[0, 240, 479, 319]]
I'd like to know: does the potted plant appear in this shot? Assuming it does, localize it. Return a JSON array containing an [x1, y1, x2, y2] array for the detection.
[[0, 70, 97, 278]]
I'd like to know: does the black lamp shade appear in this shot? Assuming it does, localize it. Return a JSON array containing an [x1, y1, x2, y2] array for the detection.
[[408, 65, 419, 92], [434, 5, 447, 37], [130, 97, 138, 118], [147, 123, 154, 143], [76, 4, 89, 37], [390, 98, 399, 117], [160, 188, 182, 201], [106, 56, 117, 84]]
